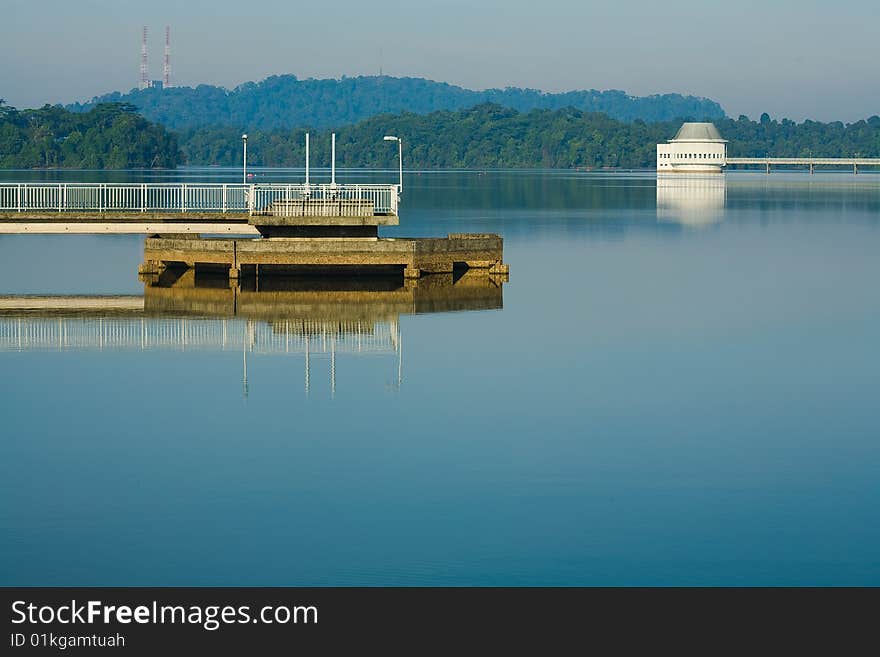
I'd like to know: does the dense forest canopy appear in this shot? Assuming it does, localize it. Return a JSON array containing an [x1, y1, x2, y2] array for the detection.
[[179, 105, 880, 170], [0, 102, 181, 168], [68, 74, 727, 131], [2, 99, 879, 170]]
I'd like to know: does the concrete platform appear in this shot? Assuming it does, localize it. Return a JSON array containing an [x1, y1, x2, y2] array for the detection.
[[141, 233, 509, 280], [0, 200, 395, 236], [0, 211, 259, 235]]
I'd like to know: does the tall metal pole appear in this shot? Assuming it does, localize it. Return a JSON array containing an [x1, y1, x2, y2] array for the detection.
[[383, 136, 403, 194], [331, 133, 336, 187], [398, 138, 403, 194], [242, 134, 248, 184], [305, 132, 310, 189]]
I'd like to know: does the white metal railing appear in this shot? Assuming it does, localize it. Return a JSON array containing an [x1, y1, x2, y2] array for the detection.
[[249, 184, 398, 215], [0, 183, 399, 216]]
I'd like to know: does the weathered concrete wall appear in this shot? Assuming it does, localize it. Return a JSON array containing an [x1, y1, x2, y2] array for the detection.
[[143, 233, 507, 278]]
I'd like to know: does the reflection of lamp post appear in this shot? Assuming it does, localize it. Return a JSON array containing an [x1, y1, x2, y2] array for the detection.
[[383, 135, 403, 193], [242, 332, 248, 399], [241, 134, 248, 184]]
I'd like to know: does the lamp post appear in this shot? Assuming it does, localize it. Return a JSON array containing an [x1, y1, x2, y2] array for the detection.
[[331, 133, 337, 190], [241, 133, 248, 184], [383, 135, 403, 193], [304, 132, 310, 191]]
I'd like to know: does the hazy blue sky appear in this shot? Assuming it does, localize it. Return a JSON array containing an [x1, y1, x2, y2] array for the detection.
[[2, 0, 878, 122]]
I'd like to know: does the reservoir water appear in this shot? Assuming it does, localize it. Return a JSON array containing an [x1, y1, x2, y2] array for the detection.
[[1, 169, 878, 585]]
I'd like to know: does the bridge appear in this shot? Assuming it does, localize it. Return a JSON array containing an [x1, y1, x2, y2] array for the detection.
[[0, 182, 399, 234], [725, 157, 880, 174]]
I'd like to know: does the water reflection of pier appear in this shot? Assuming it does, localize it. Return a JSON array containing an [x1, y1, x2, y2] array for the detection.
[[0, 268, 505, 397]]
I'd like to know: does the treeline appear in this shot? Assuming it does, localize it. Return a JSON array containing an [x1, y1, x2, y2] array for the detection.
[[180, 105, 663, 168], [69, 74, 726, 131], [0, 102, 182, 168], [179, 104, 880, 169], [3, 100, 879, 171]]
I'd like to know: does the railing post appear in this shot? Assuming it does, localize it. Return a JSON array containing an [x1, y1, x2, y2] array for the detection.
[[222, 184, 227, 213], [181, 183, 186, 212], [17, 183, 21, 212], [99, 183, 104, 212], [142, 183, 146, 212], [58, 183, 62, 212]]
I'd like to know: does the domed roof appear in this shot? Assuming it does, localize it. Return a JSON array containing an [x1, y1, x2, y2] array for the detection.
[[671, 122, 726, 142]]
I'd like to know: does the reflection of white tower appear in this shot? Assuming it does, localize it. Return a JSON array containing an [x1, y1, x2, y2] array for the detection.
[[656, 175, 726, 226], [657, 123, 727, 173]]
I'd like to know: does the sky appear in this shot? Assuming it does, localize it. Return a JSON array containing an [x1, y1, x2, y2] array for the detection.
[[2, 0, 878, 122]]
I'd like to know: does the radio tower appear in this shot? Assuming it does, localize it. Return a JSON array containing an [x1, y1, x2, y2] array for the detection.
[[163, 26, 171, 88], [139, 26, 150, 90]]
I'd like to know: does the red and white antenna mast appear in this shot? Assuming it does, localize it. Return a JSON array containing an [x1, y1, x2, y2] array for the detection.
[[139, 26, 150, 90], [163, 26, 171, 88]]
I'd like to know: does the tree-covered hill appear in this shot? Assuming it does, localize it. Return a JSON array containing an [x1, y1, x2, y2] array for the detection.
[[4, 99, 878, 171], [0, 102, 182, 168], [69, 74, 726, 131], [178, 104, 880, 170]]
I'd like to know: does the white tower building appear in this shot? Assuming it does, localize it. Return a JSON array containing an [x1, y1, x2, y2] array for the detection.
[[657, 123, 727, 173]]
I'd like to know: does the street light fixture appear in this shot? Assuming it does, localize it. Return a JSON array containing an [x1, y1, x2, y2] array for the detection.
[[241, 133, 248, 184], [384, 135, 403, 193]]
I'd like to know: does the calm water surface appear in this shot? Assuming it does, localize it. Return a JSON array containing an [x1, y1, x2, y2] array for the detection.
[[1, 169, 879, 585]]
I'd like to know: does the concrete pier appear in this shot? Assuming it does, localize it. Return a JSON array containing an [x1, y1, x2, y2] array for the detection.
[[142, 233, 509, 281], [0, 180, 509, 281], [0, 211, 258, 235]]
